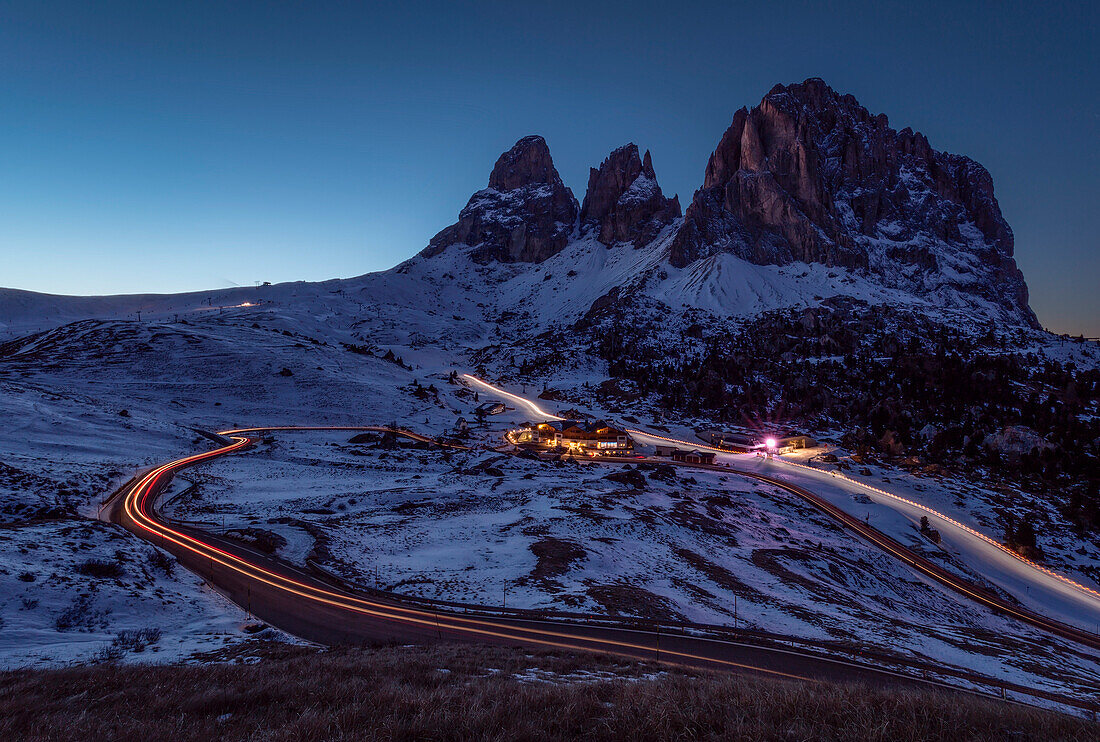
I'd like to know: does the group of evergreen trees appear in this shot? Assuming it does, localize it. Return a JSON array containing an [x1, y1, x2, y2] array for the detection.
[[589, 301, 1100, 535]]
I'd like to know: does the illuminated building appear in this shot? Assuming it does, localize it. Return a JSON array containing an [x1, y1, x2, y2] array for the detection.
[[510, 420, 633, 454]]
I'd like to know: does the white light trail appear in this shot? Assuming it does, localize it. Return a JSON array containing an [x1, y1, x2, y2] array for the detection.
[[462, 374, 564, 420]]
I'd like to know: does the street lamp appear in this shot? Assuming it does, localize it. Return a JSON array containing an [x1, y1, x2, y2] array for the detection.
[[765, 437, 777, 451]]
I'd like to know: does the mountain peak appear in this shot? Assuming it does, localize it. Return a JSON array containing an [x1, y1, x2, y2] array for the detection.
[[671, 78, 1037, 326], [416, 82, 1036, 328], [766, 77, 841, 106], [763, 78, 890, 133], [580, 143, 680, 247], [487, 135, 563, 191], [422, 135, 578, 264]]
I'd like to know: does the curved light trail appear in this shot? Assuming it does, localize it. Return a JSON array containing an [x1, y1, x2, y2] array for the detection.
[[628, 425, 1100, 603], [776, 457, 1100, 604], [463, 373, 563, 420], [111, 427, 857, 684]]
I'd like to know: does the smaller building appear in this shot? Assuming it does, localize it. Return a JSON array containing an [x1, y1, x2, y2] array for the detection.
[[655, 445, 718, 465], [671, 449, 717, 465], [698, 429, 758, 450], [476, 401, 507, 415], [772, 435, 816, 452]]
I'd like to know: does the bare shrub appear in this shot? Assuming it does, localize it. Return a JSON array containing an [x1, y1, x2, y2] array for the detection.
[[54, 595, 107, 632], [147, 549, 175, 577], [112, 628, 162, 653], [89, 645, 124, 664], [76, 559, 124, 579]]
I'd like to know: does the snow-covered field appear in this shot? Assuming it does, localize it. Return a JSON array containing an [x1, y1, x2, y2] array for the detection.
[[0, 516, 256, 667]]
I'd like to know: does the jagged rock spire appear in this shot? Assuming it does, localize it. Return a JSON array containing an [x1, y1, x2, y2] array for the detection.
[[422, 136, 578, 264], [488, 135, 564, 191], [580, 143, 680, 247]]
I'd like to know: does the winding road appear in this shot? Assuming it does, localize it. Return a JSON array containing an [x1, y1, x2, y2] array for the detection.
[[99, 379, 1100, 711], [104, 428, 931, 688]]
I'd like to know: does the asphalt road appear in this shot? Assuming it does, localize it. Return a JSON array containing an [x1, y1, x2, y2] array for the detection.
[[105, 427, 982, 692]]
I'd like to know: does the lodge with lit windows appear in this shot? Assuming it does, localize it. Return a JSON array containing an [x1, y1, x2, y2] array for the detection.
[[509, 420, 634, 454]]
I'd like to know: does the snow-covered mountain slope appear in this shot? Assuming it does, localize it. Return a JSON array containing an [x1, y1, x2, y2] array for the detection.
[[669, 78, 1037, 327], [0, 241, 1050, 354], [0, 300, 480, 665], [1, 245, 1095, 672]]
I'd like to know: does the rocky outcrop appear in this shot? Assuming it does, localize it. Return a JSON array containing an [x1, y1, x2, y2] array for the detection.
[[422, 135, 578, 264], [985, 426, 1054, 458], [580, 144, 680, 247], [669, 78, 1037, 326]]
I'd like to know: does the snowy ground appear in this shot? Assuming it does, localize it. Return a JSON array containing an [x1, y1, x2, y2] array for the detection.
[[0, 301, 476, 667], [0, 517, 258, 667]]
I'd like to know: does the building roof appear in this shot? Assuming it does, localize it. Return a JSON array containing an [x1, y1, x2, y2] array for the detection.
[[537, 419, 624, 434], [700, 429, 757, 441]]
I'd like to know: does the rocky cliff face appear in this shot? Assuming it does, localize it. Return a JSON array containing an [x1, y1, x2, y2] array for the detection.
[[580, 144, 680, 247], [423, 135, 578, 264], [669, 78, 1036, 326], [418, 80, 1037, 328]]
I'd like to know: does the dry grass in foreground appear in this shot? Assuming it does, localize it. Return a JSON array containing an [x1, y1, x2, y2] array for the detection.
[[0, 641, 1095, 741]]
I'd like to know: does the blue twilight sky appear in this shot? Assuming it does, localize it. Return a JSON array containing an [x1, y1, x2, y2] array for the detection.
[[0, 1, 1096, 335]]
